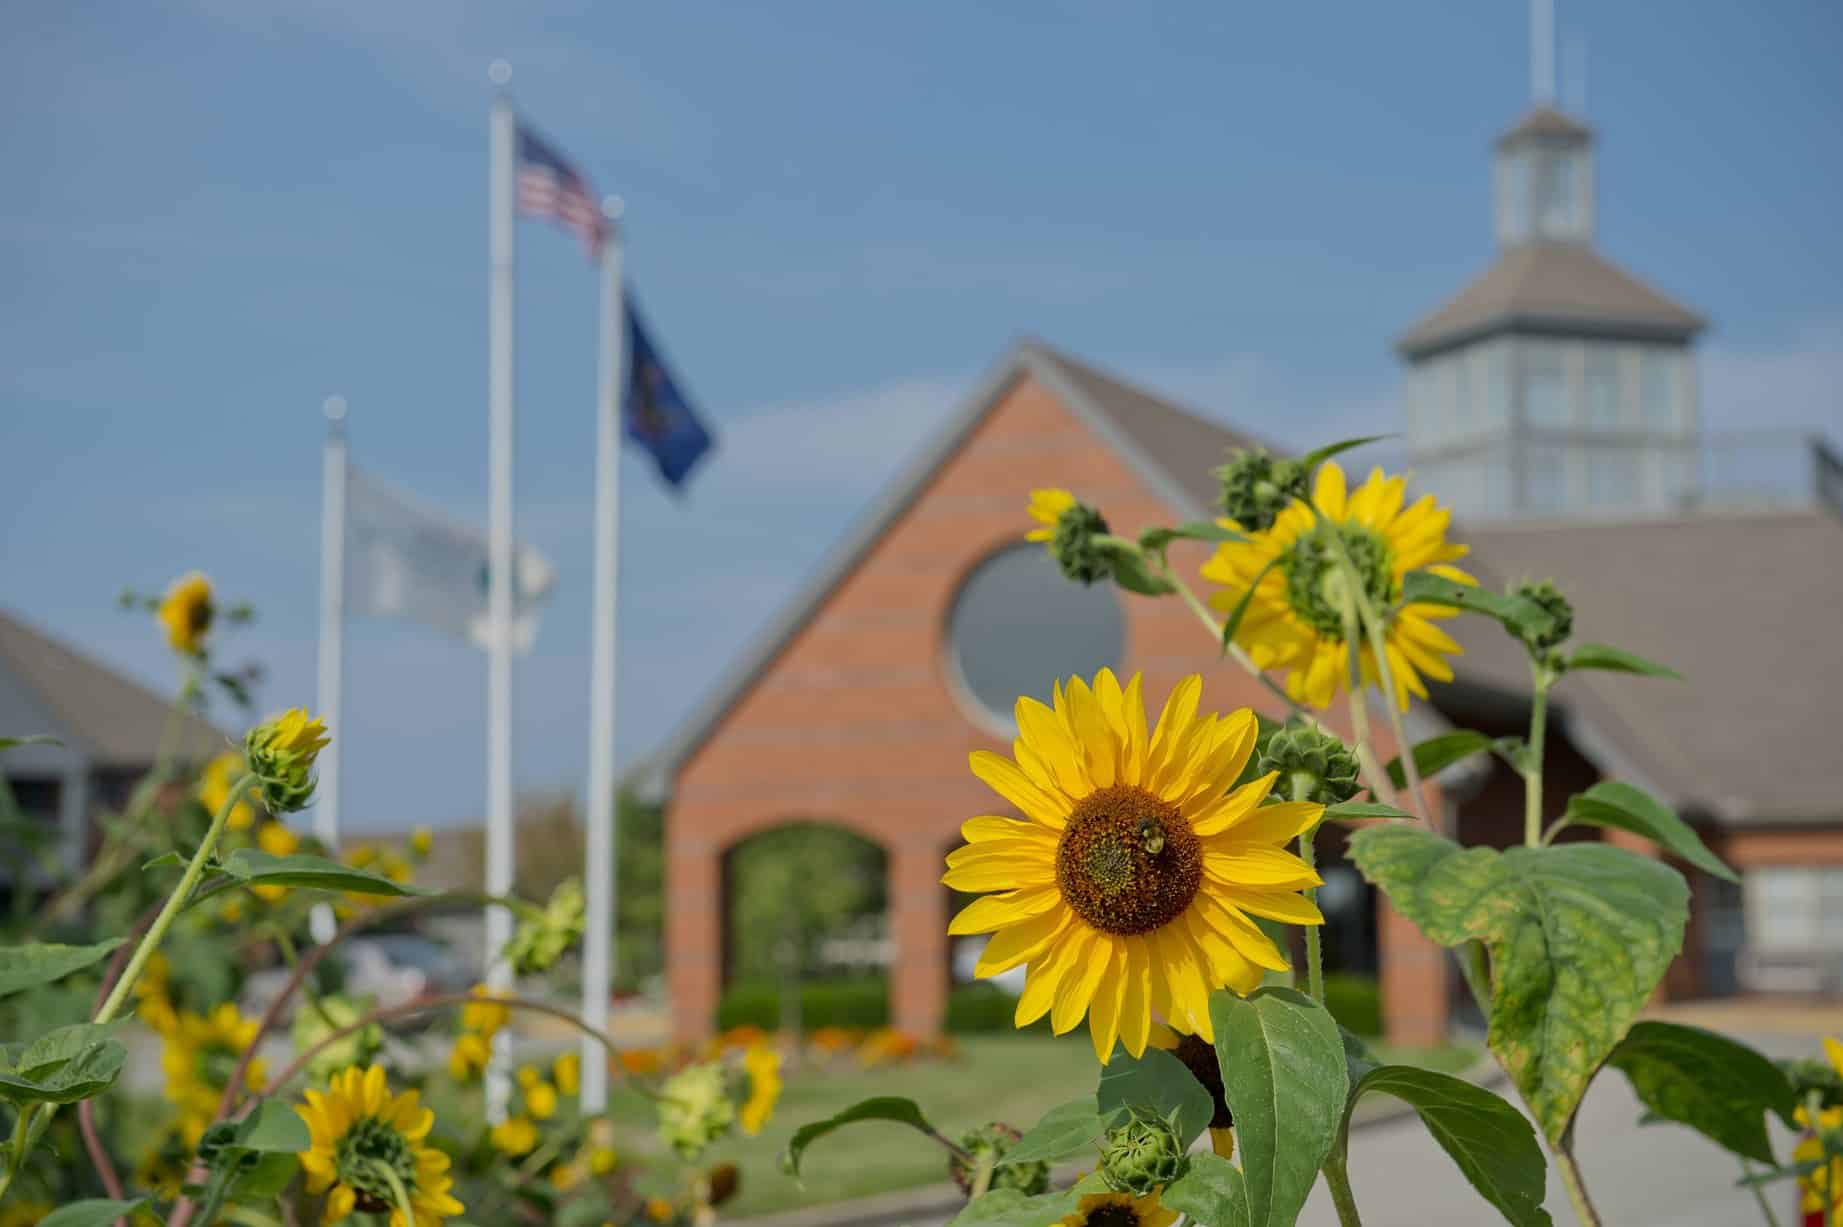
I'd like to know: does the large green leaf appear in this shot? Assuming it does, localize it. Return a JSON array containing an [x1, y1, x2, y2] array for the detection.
[[1097, 544, 1177, 597], [999, 1097, 1108, 1168], [1210, 987, 1349, 1227], [239, 1097, 313, 1153], [1162, 1152, 1252, 1226], [947, 1178, 1100, 1227], [1323, 801, 1415, 822], [0, 1020, 128, 1084], [1560, 781, 1737, 883], [219, 849, 433, 896], [0, 1037, 125, 1104], [0, 938, 123, 999], [1564, 643, 1681, 680], [1607, 1021, 1796, 1164], [1349, 825, 1688, 1145], [1348, 1065, 1551, 1227], [1385, 731, 1502, 791], [1139, 521, 1251, 554], [782, 1097, 941, 1179], [42, 1201, 148, 1227], [1096, 1045, 1214, 1148]]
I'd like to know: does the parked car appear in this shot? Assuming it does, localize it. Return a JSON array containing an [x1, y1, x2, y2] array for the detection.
[[241, 931, 473, 1024]]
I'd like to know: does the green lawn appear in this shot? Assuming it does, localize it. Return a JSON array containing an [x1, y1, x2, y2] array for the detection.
[[609, 1034, 1478, 1218]]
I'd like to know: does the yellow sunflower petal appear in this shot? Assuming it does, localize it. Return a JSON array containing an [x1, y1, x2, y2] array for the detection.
[[1228, 888, 1326, 926], [1202, 843, 1323, 889], [1315, 462, 1349, 520], [974, 907, 1072, 978], [1055, 930, 1114, 1037], [1206, 800, 1323, 846], [948, 886, 1062, 935], [1118, 937, 1152, 1059], [969, 750, 1070, 828], [1144, 676, 1203, 785], [941, 845, 1056, 893], [1015, 925, 1083, 1026], [1086, 939, 1129, 1061]]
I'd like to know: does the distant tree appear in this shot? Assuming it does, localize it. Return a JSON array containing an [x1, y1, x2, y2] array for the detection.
[[725, 824, 885, 984], [615, 787, 665, 991]]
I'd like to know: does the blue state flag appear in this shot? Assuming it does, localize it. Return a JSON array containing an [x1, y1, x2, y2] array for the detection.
[[625, 296, 714, 489]]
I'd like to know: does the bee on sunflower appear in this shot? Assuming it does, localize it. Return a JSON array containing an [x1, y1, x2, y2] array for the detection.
[[1200, 461, 1473, 710], [297, 1064, 463, 1227], [943, 668, 1324, 1062]]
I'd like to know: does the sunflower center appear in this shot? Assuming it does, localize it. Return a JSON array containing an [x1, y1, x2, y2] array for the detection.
[[1083, 1207, 1143, 1227], [1172, 1033, 1234, 1129], [1279, 523, 1397, 640], [1056, 786, 1200, 936], [187, 596, 214, 634], [333, 1115, 418, 1212]]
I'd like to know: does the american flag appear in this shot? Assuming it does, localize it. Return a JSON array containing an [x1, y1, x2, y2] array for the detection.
[[516, 125, 606, 259]]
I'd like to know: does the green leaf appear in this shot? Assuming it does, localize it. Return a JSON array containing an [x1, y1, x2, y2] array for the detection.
[[230, 1151, 300, 1199], [239, 1097, 313, 1153], [0, 1038, 126, 1104], [1139, 521, 1251, 554], [1400, 572, 1559, 644], [1385, 731, 1500, 791], [1565, 642, 1681, 680], [1220, 556, 1282, 651], [1561, 781, 1738, 883], [1323, 801, 1416, 821], [781, 1097, 939, 1180], [1300, 435, 1392, 471], [998, 1097, 1108, 1168], [1349, 1065, 1552, 1227], [1096, 1045, 1214, 1148], [220, 849, 434, 896], [1098, 545, 1176, 597], [1, 1020, 128, 1080], [1606, 1021, 1797, 1163], [0, 938, 123, 999], [947, 1183, 1095, 1227], [42, 1200, 148, 1227], [1162, 1152, 1252, 1227], [0, 735, 61, 751], [1211, 987, 1349, 1227], [143, 850, 185, 870], [1348, 825, 1688, 1145]]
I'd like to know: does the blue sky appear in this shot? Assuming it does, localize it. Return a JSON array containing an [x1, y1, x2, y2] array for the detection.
[[3, 1, 1839, 830]]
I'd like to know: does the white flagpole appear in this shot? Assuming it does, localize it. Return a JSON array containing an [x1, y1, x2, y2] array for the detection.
[[485, 65, 518, 1122], [311, 396, 348, 945], [581, 197, 626, 1113]]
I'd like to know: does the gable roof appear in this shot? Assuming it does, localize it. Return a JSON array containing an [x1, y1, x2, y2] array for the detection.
[[1442, 509, 1843, 826], [0, 608, 227, 765], [1397, 240, 1706, 358], [642, 342, 1275, 792]]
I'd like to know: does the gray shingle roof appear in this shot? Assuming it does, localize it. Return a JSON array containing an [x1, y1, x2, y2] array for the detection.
[[0, 608, 227, 766], [1496, 105, 1594, 148], [1446, 509, 1843, 825], [1396, 240, 1706, 357]]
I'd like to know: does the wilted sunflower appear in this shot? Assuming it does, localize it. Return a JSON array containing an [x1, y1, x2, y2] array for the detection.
[[944, 669, 1324, 1061], [298, 1064, 463, 1227], [1059, 1189, 1176, 1227], [157, 571, 214, 654], [1201, 462, 1473, 710]]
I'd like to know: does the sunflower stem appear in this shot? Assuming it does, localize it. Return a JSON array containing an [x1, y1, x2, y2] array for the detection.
[[1291, 775, 1326, 1003], [373, 1158, 420, 1227], [1336, 596, 1398, 811], [1554, 1146, 1605, 1227], [1523, 662, 1553, 848], [1154, 556, 1322, 727], [1739, 1158, 1783, 1227], [1323, 1146, 1366, 1227]]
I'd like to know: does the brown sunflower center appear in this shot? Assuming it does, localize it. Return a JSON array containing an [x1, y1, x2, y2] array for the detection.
[[1056, 785, 1200, 936], [1083, 1206, 1143, 1227]]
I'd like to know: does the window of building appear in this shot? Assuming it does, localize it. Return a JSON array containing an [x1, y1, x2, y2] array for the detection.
[[1535, 150, 1579, 236], [1498, 152, 1529, 241], [7, 777, 61, 825], [947, 542, 1125, 730], [1746, 867, 1843, 952], [1523, 345, 1569, 429], [1524, 446, 1567, 513], [1483, 343, 1510, 430], [1584, 351, 1621, 429], [1587, 448, 1638, 507], [1641, 350, 1677, 428]]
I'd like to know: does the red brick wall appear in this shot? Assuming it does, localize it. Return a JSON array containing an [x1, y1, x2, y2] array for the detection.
[[666, 373, 1427, 1040]]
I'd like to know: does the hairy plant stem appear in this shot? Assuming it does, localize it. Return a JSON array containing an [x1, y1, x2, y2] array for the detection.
[[1325, 529, 1432, 828], [968, 1153, 996, 1199], [1291, 773, 1326, 1002], [1524, 661, 1553, 848], [1554, 1146, 1604, 1227], [1738, 1158, 1783, 1227], [1323, 1148, 1365, 1227], [1337, 597, 1398, 811]]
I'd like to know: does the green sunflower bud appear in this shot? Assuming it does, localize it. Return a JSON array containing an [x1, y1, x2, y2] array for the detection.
[[1099, 1106, 1188, 1196], [504, 878, 586, 975], [243, 708, 330, 815], [1510, 579, 1574, 659], [657, 1062, 735, 1159], [291, 995, 382, 1081], [1215, 448, 1309, 533], [1051, 501, 1113, 585], [1258, 722, 1361, 806], [949, 1121, 1048, 1197]]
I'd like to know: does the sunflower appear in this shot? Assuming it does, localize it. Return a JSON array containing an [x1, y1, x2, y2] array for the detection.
[[298, 1064, 463, 1227], [1200, 462, 1473, 711], [1024, 488, 1078, 545], [739, 1043, 783, 1135], [198, 752, 257, 831], [1794, 1036, 1843, 1217], [1152, 1025, 1234, 1159], [1059, 1189, 1177, 1227], [161, 1003, 267, 1145], [944, 669, 1324, 1061], [157, 571, 214, 654]]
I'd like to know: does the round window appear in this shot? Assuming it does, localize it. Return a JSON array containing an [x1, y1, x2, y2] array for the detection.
[[946, 543, 1125, 729]]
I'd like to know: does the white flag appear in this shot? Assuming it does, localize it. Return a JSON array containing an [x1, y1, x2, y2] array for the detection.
[[345, 465, 556, 652]]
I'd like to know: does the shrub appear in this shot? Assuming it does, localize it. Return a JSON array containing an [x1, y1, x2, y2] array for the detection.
[[1323, 972, 1382, 1038], [715, 976, 888, 1031]]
